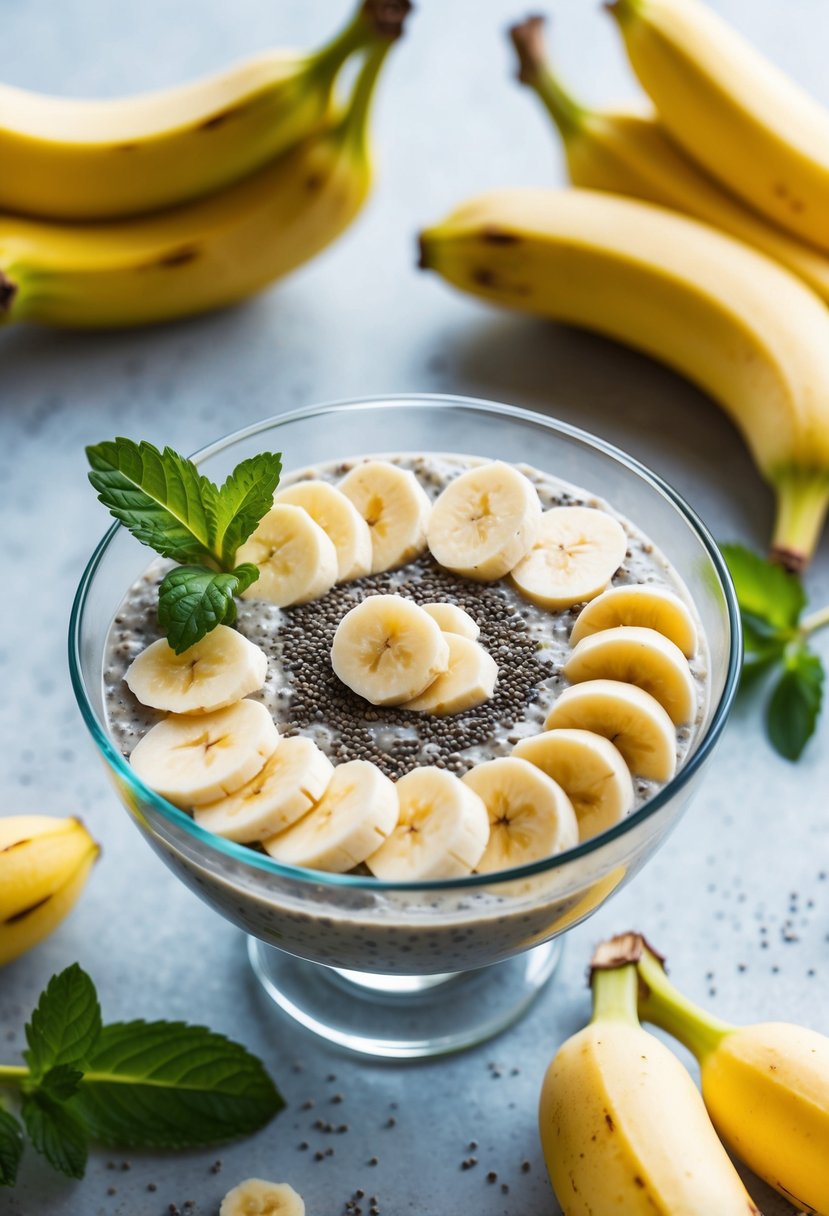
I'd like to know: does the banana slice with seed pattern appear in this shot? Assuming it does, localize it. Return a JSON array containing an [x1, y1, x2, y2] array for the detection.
[[219, 1179, 304, 1216], [331, 594, 450, 706], [367, 767, 490, 880], [463, 756, 578, 872], [236, 503, 338, 606], [125, 625, 267, 715], [570, 584, 698, 657], [130, 699, 278, 807], [565, 626, 696, 725], [404, 632, 497, 715], [544, 679, 677, 782], [420, 601, 480, 639], [510, 506, 628, 610], [427, 461, 541, 581], [274, 480, 372, 582], [512, 728, 634, 841], [264, 759, 398, 872], [194, 736, 333, 843], [338, 460, 431, 573]]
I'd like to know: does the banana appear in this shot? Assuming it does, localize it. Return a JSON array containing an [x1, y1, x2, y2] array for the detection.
[[129, 699, 278, 807], [0, 40, 397, 329], [607, 0, 829, 254], [331, 594, 450, 706], [510, 14, 829, 304], [274, 480, 372, 582], [462, 756, 578, 872], [636, 937, 829, 1215], [539, 943, 762, 1215], [338, 460, 431, 573], [194, 736, 333, 843], [509, 506, 628, 611], [544, 679, 677, 782], [366, 766, 490, 880], [263, 759, 398, 872], [219, 1178, 305, 1216], [512, 728, 633, 840], [404, 632, 497, 716], [427, 461, 541, 581], [564, 626, 696, 725], [418, 186, 829, 570], [0, 816, 99, 967], [420, 602, 480, 639], [125, 625, 267, 714], [237, 504, 338, 607], [570, 584, 698, 657]]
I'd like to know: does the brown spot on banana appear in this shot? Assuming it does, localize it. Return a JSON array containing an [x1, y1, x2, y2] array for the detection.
[[4, 895, 52, 924], [481, 227, 521, 246], [0, 273, 18, 316], [603, 1111, 614, 1131], [199, 108, 239, 132], [116, 142, 139, 152], [146, 245, 202, 270]]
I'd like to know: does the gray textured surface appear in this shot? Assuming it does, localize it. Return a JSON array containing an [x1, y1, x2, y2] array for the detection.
[[2, 1, 828, 1213]]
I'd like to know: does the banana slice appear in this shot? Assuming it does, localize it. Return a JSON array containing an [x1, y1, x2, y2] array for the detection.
[[427, 461, 541, 580], [367, 766, 490, 881], [420, 601, 480, 639], [544, 679, 677, 782], [219, 1179, 304, 1216], [125, 625, 267, 715], [338, 460, 431, 573], [509, 506, 628, 610], [194, 736, 333, 843], [236, 503, 338, 606], [130, 699, 278, 808], [274, 479, 372, 582], [404, 633, 497, 716], [569, 584, 699, 657], [565, 626, 696, 725], [512, 728, 634, 841], [264, 759, 398, 873], [462, 756, 578, 872], [331, 594, 450, 707]]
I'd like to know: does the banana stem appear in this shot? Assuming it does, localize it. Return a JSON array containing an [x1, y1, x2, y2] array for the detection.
[[637, 948, 732, 1061], [510, 17, 586, 139], [0, 1066, 28, 1085], [770, 467, 829, 573], [338, 41, 392, 158], [591, 963, 640, 1025]]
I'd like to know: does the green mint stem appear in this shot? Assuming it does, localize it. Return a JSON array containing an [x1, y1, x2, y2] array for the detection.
[[801, 602, 829, 638], [637, 948, 732, 1061], [590, 963, 640, 1025]]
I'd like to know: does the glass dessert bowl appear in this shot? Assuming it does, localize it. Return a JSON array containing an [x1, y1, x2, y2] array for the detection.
[[70, 396, 740, 1058]]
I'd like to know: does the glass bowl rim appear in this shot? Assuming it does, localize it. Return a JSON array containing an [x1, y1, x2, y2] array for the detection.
[[69, 393, 742, 892]]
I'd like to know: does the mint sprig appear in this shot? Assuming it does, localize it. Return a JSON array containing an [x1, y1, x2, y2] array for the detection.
[[0, 964, 284, 1186], [721, 543, 827, 760], [87, 438, 281, 653]]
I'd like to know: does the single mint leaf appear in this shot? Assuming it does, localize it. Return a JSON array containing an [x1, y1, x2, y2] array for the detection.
[[210, 452, 282, 569], [87, 438, 218, 567], [766, 645, 825, 761], [70, 1020, 284, 1149], [39, 1065, 84, 1103], [21, 1092, 88, 1180], [721, 543, 806, 632], [24, 965, 101, 1081], [157, 564, 259, 654], [0, 1107, 24, 1187]]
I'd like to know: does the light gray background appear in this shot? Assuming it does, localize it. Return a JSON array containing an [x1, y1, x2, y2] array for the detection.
[[2, 2, 828, 1214]]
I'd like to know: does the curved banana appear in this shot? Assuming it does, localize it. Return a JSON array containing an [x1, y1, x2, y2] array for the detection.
[[0, 815, 100, 966], [419, 187, 829, 570], [0, 0, 405, 220], [637, 938, 829, 1215], [0, 40, 395, 328], [539, 941, 760, 1214], [510, 15, 829, 305], [607, 0, 829, 254]]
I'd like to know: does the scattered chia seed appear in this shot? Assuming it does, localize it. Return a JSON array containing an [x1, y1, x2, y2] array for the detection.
[[486, 1171, 497, 1184], [369, 1156, 379, 1166], [521, 1159, 531, 1173], [148, 1184, 157, 1193]]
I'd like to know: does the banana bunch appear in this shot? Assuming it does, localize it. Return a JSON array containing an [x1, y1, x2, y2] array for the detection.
[[0, 815, 99, 966], [420, 0, 829, 570], [0, 1, 409, 328]]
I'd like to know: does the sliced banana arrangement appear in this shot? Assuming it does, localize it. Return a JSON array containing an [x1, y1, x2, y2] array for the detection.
[[236, 502, 338, 606], [338, 459, 431, 573], [510, 506, 628, 610], [274, 479, 372, 582], [125, 624, 267, 714], [219, 1179, 304, 1216]]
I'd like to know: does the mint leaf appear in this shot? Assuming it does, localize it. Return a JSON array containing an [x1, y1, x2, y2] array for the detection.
[[721, 543, 805, 632], [0, 1108, 23, 1187], [766, 645, 825, 761], [210, 452, 282, 569], [87, 438, 217, 567], [21, 1092, 87, 1180], [71, 1021, 284, 1149], [157, 564, 259, 654], [39, 1066, 83, 1103], [24, 965, 101, 1080]]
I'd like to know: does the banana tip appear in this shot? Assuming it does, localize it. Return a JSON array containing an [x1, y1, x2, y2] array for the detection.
[[508, 15, 547, 85], [363, 0, 413, 40], [0, 272, 17, 317], [590, 931, 665, 979], [770, 544, 808, 575], [416, 233, 431, 271]]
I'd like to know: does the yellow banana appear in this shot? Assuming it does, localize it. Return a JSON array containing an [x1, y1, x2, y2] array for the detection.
[[0, 39, 395, 329], [0, 815, 99, 966], [510, 15, 829, 306], [418, 187, 829, 570], [637, 937, 829, 1215], [607, 0, 829, 254], [538, 939, 761, 1214], [0, 0, 405, 220]]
